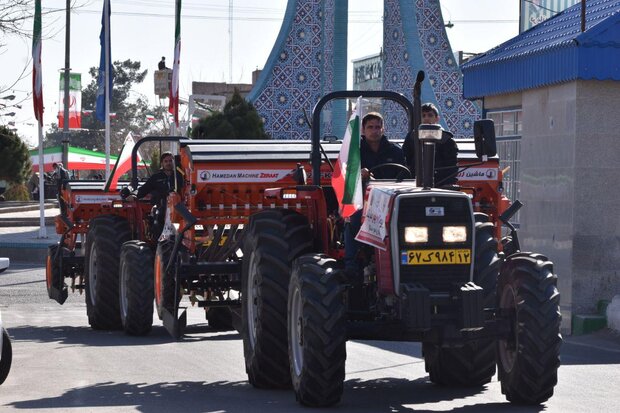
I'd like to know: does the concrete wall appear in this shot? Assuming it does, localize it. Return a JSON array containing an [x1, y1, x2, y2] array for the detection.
[[520, 82, 577, 331], [572, 80, 620, 313], [484, 92, 521, 110], [486, 80, 620, 332]]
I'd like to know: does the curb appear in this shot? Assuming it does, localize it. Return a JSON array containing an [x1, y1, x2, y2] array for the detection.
[[572, 300, 612, 335], [0, 203, 57, 214], [0, 217, 55, 227], [0, 244, 50, 264]]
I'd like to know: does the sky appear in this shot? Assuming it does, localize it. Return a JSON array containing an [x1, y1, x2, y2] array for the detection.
[[0, 0, 520, 147]]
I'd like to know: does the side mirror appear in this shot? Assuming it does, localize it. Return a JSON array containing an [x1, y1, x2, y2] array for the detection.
[[474, 119, 497, 158]]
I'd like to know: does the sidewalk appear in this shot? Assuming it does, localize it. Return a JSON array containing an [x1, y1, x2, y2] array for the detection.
[[0, 201, 60, 264]]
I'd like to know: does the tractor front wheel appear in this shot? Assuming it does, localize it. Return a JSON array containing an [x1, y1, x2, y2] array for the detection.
[[288, 254, 346, 407], [154, 240, 177, 320], [119, 241, 154, 335], [84, 215, 131, 330], [497, 253, 561, 405], [46, 244, 68, 304], [241, 210, 313, 389]]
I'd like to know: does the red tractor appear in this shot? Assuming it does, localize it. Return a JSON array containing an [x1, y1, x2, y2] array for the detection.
[[45, 135, 343, 336], [237, 87, 561, 406]]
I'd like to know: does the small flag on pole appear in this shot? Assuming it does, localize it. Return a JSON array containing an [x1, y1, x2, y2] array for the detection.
[[104, 132, 143, 192], [58, 73, 82, 129], [32, 0, 44, 125], [96, 0, 113, 123], [331, 96, 363, 218], [169, 0, 182, 127]]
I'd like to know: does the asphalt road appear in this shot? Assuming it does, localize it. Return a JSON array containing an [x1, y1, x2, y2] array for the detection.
[[1, 263, 619, 412]]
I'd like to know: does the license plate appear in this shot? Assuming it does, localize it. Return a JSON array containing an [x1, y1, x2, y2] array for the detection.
[[401, 249, 471, 265]]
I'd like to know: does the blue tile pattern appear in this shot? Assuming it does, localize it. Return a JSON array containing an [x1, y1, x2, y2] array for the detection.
[[382, 0, 480, 139], [248, 0, 347, 140]]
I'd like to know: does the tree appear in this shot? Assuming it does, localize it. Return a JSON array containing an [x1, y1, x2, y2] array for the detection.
[[1, 1, 56, 100], [0, 125, 31, 184], [45, 59, 167, 153], [192, 89, 269, 139]]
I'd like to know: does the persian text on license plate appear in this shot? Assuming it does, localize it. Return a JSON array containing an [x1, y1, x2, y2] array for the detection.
[[401, 249, 471, 265]]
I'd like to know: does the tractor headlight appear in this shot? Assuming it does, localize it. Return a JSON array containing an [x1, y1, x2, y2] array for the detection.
[[418, 124, 443, 142], [442, 226, 467, 243], [404, 226, 428, 243]]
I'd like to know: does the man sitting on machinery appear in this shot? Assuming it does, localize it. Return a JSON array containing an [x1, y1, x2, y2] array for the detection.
[[125, 151, 184, 238]]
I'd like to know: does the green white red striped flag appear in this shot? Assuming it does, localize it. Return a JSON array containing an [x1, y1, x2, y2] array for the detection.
[[168, 0, 181, 126], [104, 132, 143, 191], [32, 0, 43, 124], [58, 73, 82, 128], [331, 97, 363, 218]]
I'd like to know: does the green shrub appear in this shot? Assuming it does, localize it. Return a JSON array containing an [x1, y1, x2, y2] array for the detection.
[[3, 183, 30, 201]]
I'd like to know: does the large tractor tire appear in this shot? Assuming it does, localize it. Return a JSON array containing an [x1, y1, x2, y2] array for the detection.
[[206, 307, 234, 331], [424, 216, 500, 386], [45, 244, 68, 304], [84, 215, 131, 330], [0, 328, 12, 385], [241, 210, 313, 389], [497, 253, 561, 405], [154, 240, 177, 320], [288, 254, 346, 407], [119, 241, 155, 336]]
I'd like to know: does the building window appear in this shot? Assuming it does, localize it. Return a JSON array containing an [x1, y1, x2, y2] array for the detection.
[[487, 109, 522, 225]]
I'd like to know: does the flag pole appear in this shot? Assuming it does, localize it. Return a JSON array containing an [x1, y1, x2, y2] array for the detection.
[[37, 125, 47, 238], [33, 0, 46, 238], [104, 0, 111, 180], [169, 0, 181, 152]]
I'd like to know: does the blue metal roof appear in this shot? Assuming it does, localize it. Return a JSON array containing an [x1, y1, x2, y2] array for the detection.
[[461, 0, 620, 98]]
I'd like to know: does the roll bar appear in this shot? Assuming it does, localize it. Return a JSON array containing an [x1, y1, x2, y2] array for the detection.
[[130, 136, 182, 189], [310, 90, 416, 186]]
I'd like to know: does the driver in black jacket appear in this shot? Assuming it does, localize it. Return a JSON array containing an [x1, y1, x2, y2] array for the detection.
[[132, 152, 184, 202], [345, 112, 407, 279], [359, 112, 406, 180], [126, 152, 184, 238]]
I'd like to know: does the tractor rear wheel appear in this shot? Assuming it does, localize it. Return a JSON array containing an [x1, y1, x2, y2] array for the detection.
[[424, 216, 499, 386], [288, 254, 346, 407], [84, 215, 131, 330], [119, 241, 154, 335], [241, 210, 313, 389], [497, 253, 561, 405], [46, 244, 68, 304], [0, 327, 12, 385], [154, 240, 177, 320]]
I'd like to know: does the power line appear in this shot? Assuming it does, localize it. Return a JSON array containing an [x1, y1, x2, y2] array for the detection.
[[43, 7, 517, 24]]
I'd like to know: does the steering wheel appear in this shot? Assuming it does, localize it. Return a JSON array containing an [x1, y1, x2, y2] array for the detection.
[[368, 163, 412, 181]]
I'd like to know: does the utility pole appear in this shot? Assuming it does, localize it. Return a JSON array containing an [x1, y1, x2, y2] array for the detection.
[[62, 0, 71, 167], [229, 0, 233, 84], [581, 0, 586, 32]]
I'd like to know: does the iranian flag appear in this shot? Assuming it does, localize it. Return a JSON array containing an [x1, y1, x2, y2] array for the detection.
[[32, 0, 43, 124], [58, 73, 82, 129], [168, 0, 182, 126], [331, 96, 363, 218], [104, 132, 143, 191]]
